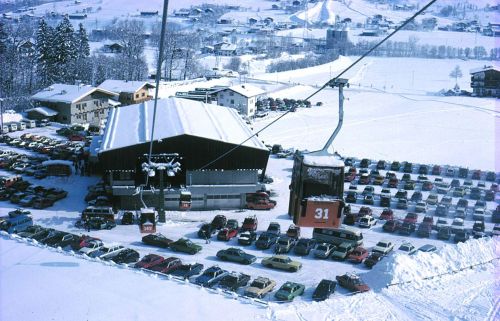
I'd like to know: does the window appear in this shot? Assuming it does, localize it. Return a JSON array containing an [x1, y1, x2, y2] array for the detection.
[[83, 103, 87, 108], [141, 92, 145, 97], [230, 99, 234, 104], [135, 94, 139, 99], [230, 92, 234, 96], [76, 104, 81, 109]]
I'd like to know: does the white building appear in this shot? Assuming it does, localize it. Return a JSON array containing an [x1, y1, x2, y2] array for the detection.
[[216, 84, 266, 117]]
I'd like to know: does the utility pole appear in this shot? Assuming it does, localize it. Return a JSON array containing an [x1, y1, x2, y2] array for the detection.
[[320, 78, 349, 154], [0, 98, 4, 134]]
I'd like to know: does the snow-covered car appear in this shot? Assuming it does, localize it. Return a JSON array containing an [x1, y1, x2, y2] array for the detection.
[[237, 231, 257, 245], [358, 215, 377, 228], [336, 273, 369, 293], [372, 240, 394, 255], [88, 245, 125, 259], [451, 218, 465, 234], [415, 201, 428, 213], [398, 242, 416, 254], [418, 244, 437, 253], [193, 266, 228, 288]]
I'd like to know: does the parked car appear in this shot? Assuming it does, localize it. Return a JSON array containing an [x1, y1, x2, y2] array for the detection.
[[261, 255, 302, 272], [194, 266, 228, 288], [198, 223, 217, 239], [275, 236, 296, 254], [147, 257, 183, 274], [169, 238, 202, 254], [336, 273, 369, 293], [383, 220, 400, 233], [294, 238, 316, 256], [379, 208, 394, 221], [418, 244, 437, 252], [376, 160, 386, 170], [364, 252, 384, 268], [312, 279, 337, 301], [472, 221, 485, 233], [274, 281, 305, 301], [108, 249, 140, 264], [244, 277, 276, 299], [399, 222, 416, 235], [346, 191, 357, 203], [266, 222, 281, 236], [437, 226, 452, 240], [403, 213, 418, 224], [218, 272, 251, 292], [451, 218, 465, 234], [358, 215, 377, 228], [89, 245, 125, 259], [142, 233, 173, 248], [255, 232, 278, 250], [241, 215, 258, 231], [168, 263, 204, 279], [388, 177, 399, 188], [217, 227, 238, 241], [417, 223, 432, 238], [134, 254, 165, 269], [210, 215, 227, 230], [347, 246, 369, 263], [216, 248, 256, 265], [286, 224, 301, 239], [454, 230, 471, 243], [238, 231, 257, 245], [372, 240, 394, 255], [78, 239, 104, 256], [331, 242, 355, 261], [426, 194, 439, 205], [398, 242, 417, 255], [121, 211, 135, 225], [410, 191, 423, 202], [415, 201, 428, 213], [313, 242, 336, 259], [390, 161, 401, 171]]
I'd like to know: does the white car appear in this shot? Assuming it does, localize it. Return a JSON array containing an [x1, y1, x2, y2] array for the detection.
[[78, 240, 104, 255], [398, 242, 416, 255], [435, 218, 448, 230], [358, 215, 377, 228], [313, 243, 336, 259], [91, 245, 125, 259], [472, 208, 485, 221], [415, 201, 427, 213], [372, 240, 394, 255], [451, 218, 465, 233]]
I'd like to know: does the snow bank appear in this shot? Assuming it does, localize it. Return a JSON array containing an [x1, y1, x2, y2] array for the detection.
[[365, 238, 499, 290]]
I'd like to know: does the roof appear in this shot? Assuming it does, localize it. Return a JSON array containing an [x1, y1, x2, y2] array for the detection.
[[470, 65, 500, 74], [32, 84, 117, 104], [224, 84, 266, 98], [98, 97, 267, 153], [26, 106, 58, 117], [98, 80, 155, 94]]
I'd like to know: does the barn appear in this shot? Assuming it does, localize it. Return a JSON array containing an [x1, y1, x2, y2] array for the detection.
[[93, 97, 270, 210]]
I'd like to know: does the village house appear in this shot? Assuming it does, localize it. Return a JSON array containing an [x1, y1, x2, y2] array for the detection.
[[213, 42, 237, 56], [31, 84, 119, 125], [470, 66, 500, 98], [216, 84, 266, 117], [98, 80, 155, 105]]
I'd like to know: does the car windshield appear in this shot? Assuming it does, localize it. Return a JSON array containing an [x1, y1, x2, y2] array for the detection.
[[376, 242, 388, 247], [278, 240, 289, 245], [251, 281, 265, 289], [282, 285, 293, 292], [317, 245, 328, 251]]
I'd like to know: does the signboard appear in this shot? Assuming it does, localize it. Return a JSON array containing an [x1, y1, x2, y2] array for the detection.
[[139, 208, 156, 233], [293, 199, 344, 228]]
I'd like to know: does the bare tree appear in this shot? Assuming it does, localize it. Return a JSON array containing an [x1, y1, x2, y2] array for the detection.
[[449, 65, 463, 87]]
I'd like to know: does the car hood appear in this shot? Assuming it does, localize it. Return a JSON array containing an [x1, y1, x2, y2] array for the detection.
[[372, 246, 388, 253]]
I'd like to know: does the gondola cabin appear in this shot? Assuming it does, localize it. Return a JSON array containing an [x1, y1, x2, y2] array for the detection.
[[139, 208, 157, 233], [288, 152, 345, 228], [179, 190, 192, 210]]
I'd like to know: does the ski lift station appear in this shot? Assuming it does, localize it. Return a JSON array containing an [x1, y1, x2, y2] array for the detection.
[[90, 97, 270, 210]]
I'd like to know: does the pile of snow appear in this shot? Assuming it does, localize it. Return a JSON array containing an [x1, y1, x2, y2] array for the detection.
[[365, 238, 499, 290], [290, 0, 337, 25]]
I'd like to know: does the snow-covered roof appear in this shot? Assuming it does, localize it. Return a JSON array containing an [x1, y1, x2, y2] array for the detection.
[[225, 84, 266, 98], [32, 84, 118, 104], [26, 106, 58, 117], [302, 154, 344, 167], [99, 97, 267, 153], [108, 99, 121, 107], [469, 65, 500, 74], [98, 80, 155, 94]]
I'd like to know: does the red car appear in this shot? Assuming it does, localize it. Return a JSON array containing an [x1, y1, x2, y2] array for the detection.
[[134, 254, 165, 269], [379, 208, 394, 221], [147, 257, 182, 274], [217, 228, 238, 241], [403, 213, 418, 224], [382, 220, 400, 232], [241, 215, 258, 231], [75, 235, 101, 250], [388, 177, 399, 188], [347, 246, 369, 263], [336, 273, 370, 293], [422, 216, 434, 226], [358, 206, 373, 217]]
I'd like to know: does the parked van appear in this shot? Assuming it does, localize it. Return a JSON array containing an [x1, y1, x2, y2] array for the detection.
[[81, 206, 115, 222], [15, 122, 26, 130], [22, 119, 36, 129], [7, 122, 17, 132], [0, 214, 33, 233]]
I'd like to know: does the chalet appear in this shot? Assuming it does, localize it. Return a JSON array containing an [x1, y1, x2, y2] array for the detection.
[[248, 17, 258, 25], [218, 18, 234, 25], [18, 39, 35, 56], [483, 23, 500, 37], [201, 45, 214, 54], [214, 42, 237, 56], [102, 42, 123, 53], [98, 80, 155, 105], [140, 11, 158, 16], [175, 87, 222, 104], [470, 66, 500, 98], [31, 84, 119, 125], [216, 84, 266, 117], [174, 9, 191, 17], [68, 13, 87, 19]]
